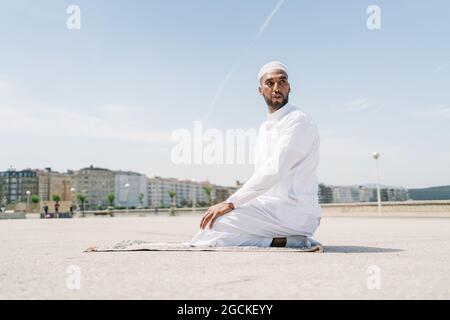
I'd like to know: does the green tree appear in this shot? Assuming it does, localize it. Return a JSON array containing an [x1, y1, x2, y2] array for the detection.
[[167, 190, 176, 216], [52, 194, 61, 203], [51, 194, 61, 218], [77, 193, 86, 217], [31, 195, 40, 204], [106, 193, 115, 217], [107, 193, 115, 207], [202, 186, 212, 206], [138, 193, 145, 208], [31, 195, 40, 213]]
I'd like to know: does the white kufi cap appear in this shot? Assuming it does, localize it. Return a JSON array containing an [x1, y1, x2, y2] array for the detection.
[[258, 61, 288, 82]]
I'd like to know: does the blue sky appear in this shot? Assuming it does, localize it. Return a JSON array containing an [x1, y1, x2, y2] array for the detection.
[[0, 0, 449, 188]]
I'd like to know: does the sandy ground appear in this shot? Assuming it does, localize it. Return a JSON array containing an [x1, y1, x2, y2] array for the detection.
[[0, 214, 449, 299]]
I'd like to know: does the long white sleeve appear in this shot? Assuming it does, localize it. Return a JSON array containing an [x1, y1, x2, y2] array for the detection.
[[227, 115, 318, 208]]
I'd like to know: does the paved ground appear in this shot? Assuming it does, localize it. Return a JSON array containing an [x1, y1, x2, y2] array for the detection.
[[1, 214, 449, 299]]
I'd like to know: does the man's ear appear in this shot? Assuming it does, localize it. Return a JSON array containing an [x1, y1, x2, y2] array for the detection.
[[258, 86, 262, 95]]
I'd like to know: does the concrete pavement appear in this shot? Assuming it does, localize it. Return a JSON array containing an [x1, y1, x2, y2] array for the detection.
[[0, 214, 449, 299]]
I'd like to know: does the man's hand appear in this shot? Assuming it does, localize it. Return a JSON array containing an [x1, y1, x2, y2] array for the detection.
[[200, 201, 235, 230]]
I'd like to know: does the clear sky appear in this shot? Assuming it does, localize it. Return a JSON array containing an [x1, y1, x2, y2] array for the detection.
[[1, 0, 449, 188]]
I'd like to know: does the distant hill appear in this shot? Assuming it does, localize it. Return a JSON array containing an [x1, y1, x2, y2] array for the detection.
[[408, 185, 450, 200]]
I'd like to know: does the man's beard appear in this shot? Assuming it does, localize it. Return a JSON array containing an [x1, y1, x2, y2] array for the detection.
[[263, 93, 289, 110]]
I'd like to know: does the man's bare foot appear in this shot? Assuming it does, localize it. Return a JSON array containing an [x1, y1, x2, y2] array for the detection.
[[270, 237, 287, 247]]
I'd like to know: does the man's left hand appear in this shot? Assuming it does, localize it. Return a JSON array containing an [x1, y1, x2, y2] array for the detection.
[[200, 201, 234, 230]]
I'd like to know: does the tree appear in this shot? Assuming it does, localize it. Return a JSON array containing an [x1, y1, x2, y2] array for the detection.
[[106, 193, 115, 217], [77, 193, 86, 217], [138, 193, 145, 208], [137, 193, 146, 217], [52, 194, 61, 204], [202, 186, 212, 206], [168, 190, 176, 204], [51, 194, 61, 218], [167, 190, 176, 216], [31, 195, 40, 213], [107, 193, 115, 207]]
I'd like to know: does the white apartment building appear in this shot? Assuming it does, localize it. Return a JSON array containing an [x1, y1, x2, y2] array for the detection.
[[114, 171, 148, 208]]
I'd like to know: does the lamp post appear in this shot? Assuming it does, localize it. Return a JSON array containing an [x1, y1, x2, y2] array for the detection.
[[26, 190, 31, 214], [191, 179, 197, 214], [124, 183, 130, 215], [1, 196, 6, 213], [372, 152, 381, 215]]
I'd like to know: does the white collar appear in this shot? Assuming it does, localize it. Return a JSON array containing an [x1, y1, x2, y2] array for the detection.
[[267, 103, 293, 122]]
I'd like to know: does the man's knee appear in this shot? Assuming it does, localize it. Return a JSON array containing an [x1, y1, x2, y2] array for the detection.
[[210, 215, 229, 232], [210, 212, 240, 233]]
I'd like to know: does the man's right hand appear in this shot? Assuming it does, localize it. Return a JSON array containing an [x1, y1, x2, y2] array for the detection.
[[200, 201, 234, 230]]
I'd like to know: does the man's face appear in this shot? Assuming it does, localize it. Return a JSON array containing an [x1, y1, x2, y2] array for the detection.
[[259, 70, 290, 110]]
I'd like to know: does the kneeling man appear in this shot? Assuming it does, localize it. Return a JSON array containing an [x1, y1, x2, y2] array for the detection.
[[190, 61, 321, 248]]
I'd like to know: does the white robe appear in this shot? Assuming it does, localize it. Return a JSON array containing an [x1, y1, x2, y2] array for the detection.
[[190, 103, 321, 247]]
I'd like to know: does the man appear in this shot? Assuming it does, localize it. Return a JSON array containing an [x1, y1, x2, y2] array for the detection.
[[54, 202, 60, 218], [190, 61, 321, 248], [43, 203, 49, 218]]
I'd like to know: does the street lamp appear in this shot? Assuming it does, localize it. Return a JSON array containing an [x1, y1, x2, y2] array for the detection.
[[191, 179, 197, 214], [26, 190, 31, 214], [124, 183, 130, 214], [1, 196, 6, 212], [372, 152, 381, 215]]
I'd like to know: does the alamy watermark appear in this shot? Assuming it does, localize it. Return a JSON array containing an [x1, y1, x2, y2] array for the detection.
[[66, 5, 81, 30], [367, 5, 381, 30], [366, 265, 381, 290], [66, 265, 81, 290], [171, 121, 282, 174], [171, 121, 258, 165]]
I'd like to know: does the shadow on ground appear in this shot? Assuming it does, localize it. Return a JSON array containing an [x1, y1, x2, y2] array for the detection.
[[324, 246, 403, 253]]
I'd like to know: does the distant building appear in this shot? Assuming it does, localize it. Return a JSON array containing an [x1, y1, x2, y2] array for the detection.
[[114, 171, 148, 208], [317, 183, 409, 203], [332, 186, 360, 203], [37, 168, 73, 202], [147, 177, 237, 208], [6, 164, 417, 210], [213, 184, 238, 203], [0, 168, 39, 204], [72, 165, 115, 210], [148, 177, 209, 208], [358, 186, 377, 202], [319, 183, 333, 203], [379, 187, 409, 201]]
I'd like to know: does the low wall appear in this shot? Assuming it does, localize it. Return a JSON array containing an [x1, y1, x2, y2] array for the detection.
[[78, 200, 450, 218], [0, 212, 27, 219], [6, 201, 448, 219], [321, 200, 450, 217]]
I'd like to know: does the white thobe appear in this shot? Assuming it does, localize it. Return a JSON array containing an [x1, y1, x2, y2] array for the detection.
[[190, 103, 321, 247]]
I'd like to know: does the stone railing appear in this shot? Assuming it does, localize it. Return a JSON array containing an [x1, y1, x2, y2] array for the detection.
[[4, 200, 450, 219], [320, 200, 450, 217]]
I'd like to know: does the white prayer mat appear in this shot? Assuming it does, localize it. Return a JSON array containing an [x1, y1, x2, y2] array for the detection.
[[84, 239, 324, 253]]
